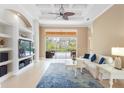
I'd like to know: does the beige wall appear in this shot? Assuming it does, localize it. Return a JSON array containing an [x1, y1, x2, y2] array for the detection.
[[39, 27, 88, 58], [88, 4, 124, 69], [77, 27, 88, 56], [88, 5, 124, 85], [39, 27, 45, 58], [89, 5, 124, 56]]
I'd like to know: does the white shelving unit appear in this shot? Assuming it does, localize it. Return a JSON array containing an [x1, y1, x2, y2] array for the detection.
[[19, 55, 33, 61], [19, 26, 32, 34], [0, 33, 11, 38], [19, 37, 33, 42], [0, 10, 37, 85], [13, 24, 34, 75], [0, 60, 12, 66], [0, 18, 13, 83], [0, 48, 12, 52]]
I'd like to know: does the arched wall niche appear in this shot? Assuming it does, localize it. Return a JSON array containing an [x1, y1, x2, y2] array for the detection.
[[6, 9, 32, 28]]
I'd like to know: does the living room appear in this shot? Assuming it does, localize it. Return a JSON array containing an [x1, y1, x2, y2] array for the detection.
[[0, 3, 124, 90]]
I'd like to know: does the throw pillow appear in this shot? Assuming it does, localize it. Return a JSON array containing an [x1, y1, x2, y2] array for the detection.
[[91, 54, 96, 62], [98, 57, 105, 64], [83, 53, 90, 59]]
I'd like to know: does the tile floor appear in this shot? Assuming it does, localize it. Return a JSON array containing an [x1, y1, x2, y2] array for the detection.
[[1, 59, 124, 88]]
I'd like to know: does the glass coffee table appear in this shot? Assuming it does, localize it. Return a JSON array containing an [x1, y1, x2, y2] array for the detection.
[[65, 60, 77, 77]]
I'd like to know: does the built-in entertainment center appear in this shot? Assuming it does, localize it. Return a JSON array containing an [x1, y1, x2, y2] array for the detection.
[[0, 10, 36, 84], [19, 39, 33, 58], [17, 26, 35, 73], [18, 39, 34, 70]]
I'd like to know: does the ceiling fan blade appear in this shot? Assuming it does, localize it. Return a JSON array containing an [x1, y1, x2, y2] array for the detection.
[[64, 12, 75, 16]]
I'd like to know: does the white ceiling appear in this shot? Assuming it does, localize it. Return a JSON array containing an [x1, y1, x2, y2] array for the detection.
[[22, 4, 113, 27], [36, 4, 92, 20]]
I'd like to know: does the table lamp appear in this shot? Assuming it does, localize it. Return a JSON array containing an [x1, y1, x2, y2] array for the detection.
[[111, 47, 124, 70]]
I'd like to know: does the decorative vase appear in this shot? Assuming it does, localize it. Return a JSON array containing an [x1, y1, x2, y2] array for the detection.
[[0, 39, 5, 48]]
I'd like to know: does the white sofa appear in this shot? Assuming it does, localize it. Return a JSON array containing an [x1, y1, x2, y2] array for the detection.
[[77, 53, 114, 79]]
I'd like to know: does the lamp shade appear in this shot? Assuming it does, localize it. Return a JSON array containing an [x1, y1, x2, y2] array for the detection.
[[112, 47, 124, 56]]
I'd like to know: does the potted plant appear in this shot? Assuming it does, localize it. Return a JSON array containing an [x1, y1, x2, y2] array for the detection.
[[0, 39, 5, 48]]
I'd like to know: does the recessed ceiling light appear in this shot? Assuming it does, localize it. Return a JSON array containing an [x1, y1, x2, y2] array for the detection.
[[86, 18, 90, 21]]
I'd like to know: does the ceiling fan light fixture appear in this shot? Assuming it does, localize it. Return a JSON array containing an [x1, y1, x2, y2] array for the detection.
[[47, 4, 75, 20]]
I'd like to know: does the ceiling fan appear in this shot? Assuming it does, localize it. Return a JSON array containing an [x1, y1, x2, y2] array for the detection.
[[48, 4, 75, 20]]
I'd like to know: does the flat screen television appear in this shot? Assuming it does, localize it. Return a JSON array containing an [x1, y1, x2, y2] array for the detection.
[[19, 39, 33, 58]]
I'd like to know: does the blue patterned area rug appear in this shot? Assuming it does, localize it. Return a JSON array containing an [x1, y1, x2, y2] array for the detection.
[[37, 63, 103, 88]]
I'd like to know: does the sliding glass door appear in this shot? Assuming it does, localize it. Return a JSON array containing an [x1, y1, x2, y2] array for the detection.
[[46, 37, 77, 59]]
